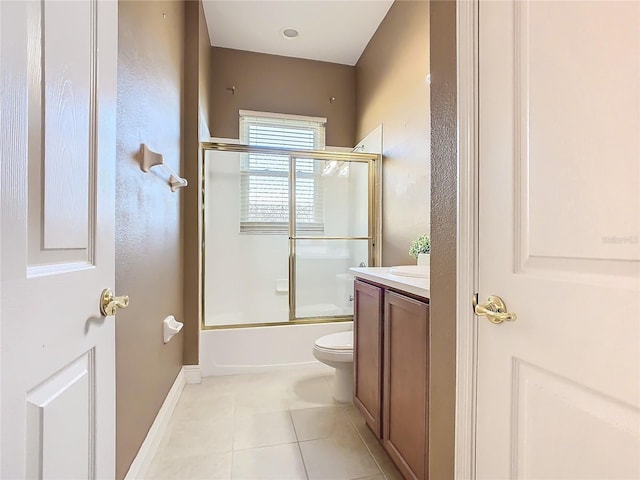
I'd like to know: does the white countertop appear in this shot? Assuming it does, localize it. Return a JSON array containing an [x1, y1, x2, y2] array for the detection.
[[349, 267, 430, 299]]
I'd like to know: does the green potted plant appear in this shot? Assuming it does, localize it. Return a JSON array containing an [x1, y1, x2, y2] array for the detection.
[[409, 234, 431, 266]]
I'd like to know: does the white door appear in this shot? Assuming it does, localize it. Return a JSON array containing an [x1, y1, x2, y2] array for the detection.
[[476, 1, 640, 478], [1, 1, 118, 478]]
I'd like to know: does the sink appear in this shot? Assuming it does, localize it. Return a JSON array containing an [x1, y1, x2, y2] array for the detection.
[[389, 265, 429, 278]]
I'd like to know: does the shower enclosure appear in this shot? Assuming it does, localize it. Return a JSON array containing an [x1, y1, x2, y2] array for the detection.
[[201, 142, 380, 329]]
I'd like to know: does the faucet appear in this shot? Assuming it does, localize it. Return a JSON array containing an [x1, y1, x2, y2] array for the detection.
[[359, 261, 366, 267]]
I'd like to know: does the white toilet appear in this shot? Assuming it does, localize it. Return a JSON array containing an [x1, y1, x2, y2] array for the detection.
[[313, 330, 354, 403]]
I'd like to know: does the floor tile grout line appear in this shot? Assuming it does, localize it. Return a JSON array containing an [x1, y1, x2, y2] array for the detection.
[[343, 407, 389, 480], [149, 368, 392, 480], [232, 439, 299, 453], [288, 409, 310, 480], [295, 440, 311, 480], [288, 408, 301, 443], [229, 384, 238, 479]]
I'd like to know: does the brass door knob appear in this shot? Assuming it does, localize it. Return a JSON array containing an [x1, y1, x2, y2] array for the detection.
[[100, 288, 129, 316], [473, 294, 517, 324]]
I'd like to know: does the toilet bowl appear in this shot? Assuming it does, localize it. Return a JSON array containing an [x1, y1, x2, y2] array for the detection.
[[313, 330, 354, 403]]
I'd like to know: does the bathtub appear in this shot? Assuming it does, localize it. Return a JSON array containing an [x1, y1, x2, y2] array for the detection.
[[205, 303, 352, 326], [200, 319, 353, 376]]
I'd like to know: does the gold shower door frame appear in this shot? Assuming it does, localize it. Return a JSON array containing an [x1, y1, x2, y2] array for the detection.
[[200, 142, 381, 329]]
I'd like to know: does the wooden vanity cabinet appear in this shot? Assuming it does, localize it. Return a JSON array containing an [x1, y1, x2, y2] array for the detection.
[[353, 278, 429, 480], [383, 291, 429, 480], [353, 279, 384, 437]]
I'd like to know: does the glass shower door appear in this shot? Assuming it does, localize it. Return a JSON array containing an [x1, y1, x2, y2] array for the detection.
[[290, 154, 373, 320], [203, 148, 291, 327]]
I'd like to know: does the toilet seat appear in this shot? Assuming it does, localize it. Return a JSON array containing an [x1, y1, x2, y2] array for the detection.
[[314, 331, 353, 353], [313, 331, 353, 363]]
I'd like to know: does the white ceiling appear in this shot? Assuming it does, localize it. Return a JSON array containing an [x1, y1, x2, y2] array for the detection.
[[202, 1, 394, 66]]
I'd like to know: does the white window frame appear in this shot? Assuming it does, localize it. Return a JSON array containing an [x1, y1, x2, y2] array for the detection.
[[239, 110, 326, 234]]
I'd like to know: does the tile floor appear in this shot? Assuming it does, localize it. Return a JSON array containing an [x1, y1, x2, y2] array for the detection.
[[145, 366, 403, 480]]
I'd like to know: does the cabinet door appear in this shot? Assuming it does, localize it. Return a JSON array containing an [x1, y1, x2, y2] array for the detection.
[[383, 291, 429, 480], [353, 279, 384, 437]]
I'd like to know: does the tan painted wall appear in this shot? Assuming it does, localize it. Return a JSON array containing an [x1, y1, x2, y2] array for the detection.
[[198, 1, 212, 132], [182, 0, 212, 366], [355, 0, 430, 266], [428, 1, 457, 479], [115, 1, 186, 478], [209, 48, 356, 147]]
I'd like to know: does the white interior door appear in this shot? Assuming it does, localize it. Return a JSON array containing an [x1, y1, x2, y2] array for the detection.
[[477, 1, 640, 478], [1, 1, 118, 478]]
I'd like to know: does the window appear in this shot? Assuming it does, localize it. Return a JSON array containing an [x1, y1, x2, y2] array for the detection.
[[239, 110, 326, 234]]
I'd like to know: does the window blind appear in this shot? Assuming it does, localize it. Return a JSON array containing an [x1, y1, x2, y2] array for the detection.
[[239, 111, 326, 234]]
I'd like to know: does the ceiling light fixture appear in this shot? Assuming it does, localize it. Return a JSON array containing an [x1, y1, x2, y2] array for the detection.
[[282, 28, 299, 39]]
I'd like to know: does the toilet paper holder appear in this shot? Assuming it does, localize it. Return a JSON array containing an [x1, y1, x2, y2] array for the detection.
[[163, 315, 183, 344]]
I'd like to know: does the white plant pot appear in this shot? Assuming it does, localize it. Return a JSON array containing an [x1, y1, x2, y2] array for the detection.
[[417, 253, 430, 266]]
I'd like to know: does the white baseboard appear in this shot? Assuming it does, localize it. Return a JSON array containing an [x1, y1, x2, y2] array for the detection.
[[124, 367, 187, 479], [183, 365, 201, 384]]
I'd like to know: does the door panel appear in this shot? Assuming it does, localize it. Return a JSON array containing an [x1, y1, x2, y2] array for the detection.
[[26, 351, 95, 479], [353, 279, 383, 437], [383, 291, 428, 480], [513, 360, 640, 479], [1, 1, 117, 478], [513, 0, 639, 278], [27, 0, 98, 270], [41, 0, 92, 250], [477, 1, 640, 478]]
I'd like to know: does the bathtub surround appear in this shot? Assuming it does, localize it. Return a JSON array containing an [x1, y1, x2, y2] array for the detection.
[[116, 1, 212, 479], [355, 1, 430, 266], [200, 322, 353, 376]]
